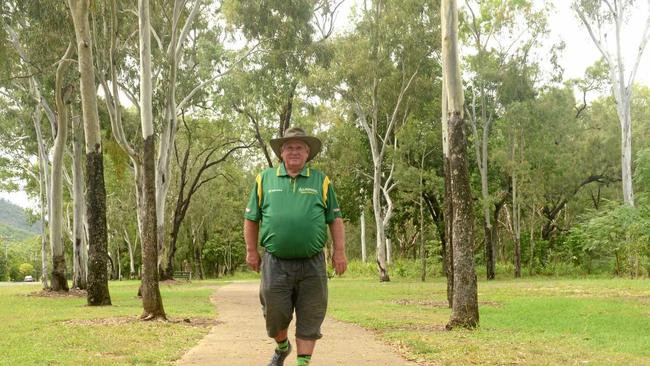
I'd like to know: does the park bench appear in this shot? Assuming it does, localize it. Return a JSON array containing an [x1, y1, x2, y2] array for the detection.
[[173, 271, 192, 281]]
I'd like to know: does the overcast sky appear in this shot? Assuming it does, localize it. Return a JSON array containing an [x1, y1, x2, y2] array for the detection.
[[1, 0, 649, 209], [546, 0, 650, 85]]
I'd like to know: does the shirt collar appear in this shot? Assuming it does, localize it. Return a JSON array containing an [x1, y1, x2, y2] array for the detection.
[[276, 162, 310, 177]]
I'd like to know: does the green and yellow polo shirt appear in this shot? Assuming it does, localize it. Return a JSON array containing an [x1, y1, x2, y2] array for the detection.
[[244, 163, 342, 259]]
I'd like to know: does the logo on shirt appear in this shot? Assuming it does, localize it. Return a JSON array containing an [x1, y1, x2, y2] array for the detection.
[[268, 188, 283, 194], [298, 187, 318, 195]]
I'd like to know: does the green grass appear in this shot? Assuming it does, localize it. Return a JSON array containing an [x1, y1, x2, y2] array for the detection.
[[2, 275, 650, 365], [0, 280, 221, 365], [328, 277, 650, 366]]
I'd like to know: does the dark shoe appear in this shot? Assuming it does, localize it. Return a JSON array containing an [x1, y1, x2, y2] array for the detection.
[[267, 341, 291, 366]]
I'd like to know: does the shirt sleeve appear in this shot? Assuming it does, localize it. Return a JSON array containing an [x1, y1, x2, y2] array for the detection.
[[323, 176, 342, 223], [244, 174, 262, 221]]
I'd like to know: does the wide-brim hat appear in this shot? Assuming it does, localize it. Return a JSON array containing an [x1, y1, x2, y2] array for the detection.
[[269, 127, 322, 162]]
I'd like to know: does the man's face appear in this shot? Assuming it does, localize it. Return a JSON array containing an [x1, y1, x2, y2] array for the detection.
[[281, 140, 310, 169]]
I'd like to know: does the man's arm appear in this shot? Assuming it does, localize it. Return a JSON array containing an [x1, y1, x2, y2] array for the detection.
[[244, 219, 261, 272], [329, 217, 347, 275]]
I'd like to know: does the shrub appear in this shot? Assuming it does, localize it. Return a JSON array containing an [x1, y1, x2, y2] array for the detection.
[[566, 197, 650, 278]]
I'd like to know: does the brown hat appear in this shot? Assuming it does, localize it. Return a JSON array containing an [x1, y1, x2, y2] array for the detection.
[[270, 127, 322, 162]]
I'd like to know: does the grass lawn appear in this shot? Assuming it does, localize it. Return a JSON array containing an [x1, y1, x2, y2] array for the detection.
[[2, 276, 649, 365], [328, 276, 650, 366], [0, 280, 221, 365]]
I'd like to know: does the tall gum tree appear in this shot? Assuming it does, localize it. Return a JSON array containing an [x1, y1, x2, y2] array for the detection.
[[139, 0, 166, 320], [49, 43, 74, 292], [331, 0, 438, 282], [93, 0, 237, 282], [573, 0, 650, 207], [223, 0, 342, 166], [68, 0, 112, 305], [3, 15, 64, 289], [156, 0, 203, 280], [442, 0, 479, 329], [462, 0, 548, 280]]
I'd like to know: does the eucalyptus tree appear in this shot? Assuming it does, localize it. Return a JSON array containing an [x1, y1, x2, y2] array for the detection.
[[2, 1, 72, 289], [573, 0, 650, 207], [68, 0, 112, 305], [442, 0, 479, 328], [163, 117, 251, 280], [0, 90, 50, 288], [103, 139, 140, 280], [494, 86, 621, 274], [94, 0, 242, 280], [461, 0, 548, 279], [394, 117, 443, 280], [138, 0, 166, 320], [49, 44, 75, 292], [328, 0, 438, 282], [222, 0, 342, 166]]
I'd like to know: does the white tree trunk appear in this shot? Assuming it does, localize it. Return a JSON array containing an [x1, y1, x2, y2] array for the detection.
[[50, 44, 74, 292], [33, 107, 50, 289], [386, 238, 391, 265], [360, 209, 366, 263], [124, 229, 137, 279], [574, 0, 650, 207], [72, 114, 88, 289], [157, 0, 202, 279]]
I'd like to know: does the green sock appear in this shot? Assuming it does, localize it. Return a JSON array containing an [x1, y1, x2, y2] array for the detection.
[[276, 338, 289, 352], [297, 355, 311, 366]]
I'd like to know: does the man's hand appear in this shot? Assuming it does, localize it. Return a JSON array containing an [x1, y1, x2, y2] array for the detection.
[[332, 250, 347, 275], [244, 219, 260, 272], [328, 218, 347, 276], [246, 250, 261, 272]]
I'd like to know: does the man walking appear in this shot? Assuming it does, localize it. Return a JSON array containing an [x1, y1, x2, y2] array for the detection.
[[244, 127, 347, 366]]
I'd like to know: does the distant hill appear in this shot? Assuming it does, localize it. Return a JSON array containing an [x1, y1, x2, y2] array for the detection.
[[0, 199, 41, 242]]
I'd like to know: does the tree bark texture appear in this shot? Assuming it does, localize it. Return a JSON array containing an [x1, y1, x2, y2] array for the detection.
[[69, 0, 112, 305], [85, 151, 111, 304], [141, 136, 166, 319], [139, 0, 166, 320], [446, 111, 479, 329], [442, 0, 479, 329]]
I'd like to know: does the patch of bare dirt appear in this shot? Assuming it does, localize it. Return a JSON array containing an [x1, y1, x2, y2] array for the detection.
[[393, 299, 502, 308], [160, 279, 191, 286], [63, 316, 220, 328], [386, 323, 448, 333], [27, 288, 87, 298]]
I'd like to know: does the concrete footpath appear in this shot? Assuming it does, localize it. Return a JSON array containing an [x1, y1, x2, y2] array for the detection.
[[176, 281, 419, 366]]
